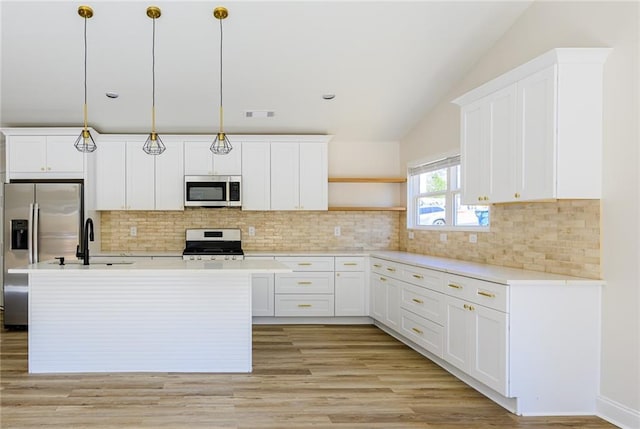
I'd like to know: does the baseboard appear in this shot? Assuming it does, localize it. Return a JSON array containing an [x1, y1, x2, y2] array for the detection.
[[252, 316, 373, 325], [597, 395, 640, 429]]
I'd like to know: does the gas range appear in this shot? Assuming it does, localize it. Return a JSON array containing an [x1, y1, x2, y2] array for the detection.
[[182, 228, 244, 261]]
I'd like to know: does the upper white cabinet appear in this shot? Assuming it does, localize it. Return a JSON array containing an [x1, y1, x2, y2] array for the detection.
[[271, 141, 328, 211], [3, 130, 86, 180], [454, 48, 611, 204], [183, 140, 242, 176], [241, 141, 271, 211], [95, 138, 184, 210]]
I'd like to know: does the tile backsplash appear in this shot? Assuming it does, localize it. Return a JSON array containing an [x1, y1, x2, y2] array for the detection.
[[400, 200, 601, 279], [100, 209, 400, 252], [100, 200, 600, 279]]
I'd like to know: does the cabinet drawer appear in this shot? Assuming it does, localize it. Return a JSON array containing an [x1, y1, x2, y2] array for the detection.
[[401, 265, 444, 293], [400, 308, 443, 358], [275, 257, 334, 271], [445, 274, 508, 312], [275, 294, 335, 317], [335, 256, 365, 272], [400, 283, 445, 325], [370, 258, 402, 280], [275, 272, 334, 294]]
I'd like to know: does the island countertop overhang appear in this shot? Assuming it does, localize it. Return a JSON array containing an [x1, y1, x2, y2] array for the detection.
[[9, 258, 292, 275]]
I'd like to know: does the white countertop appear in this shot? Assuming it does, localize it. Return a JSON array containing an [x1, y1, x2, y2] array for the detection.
[[369, 250, 603, 286], [9, 258, 291, 274]]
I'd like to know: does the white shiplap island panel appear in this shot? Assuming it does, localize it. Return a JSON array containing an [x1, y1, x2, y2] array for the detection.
[[11, 259, 290, 373]]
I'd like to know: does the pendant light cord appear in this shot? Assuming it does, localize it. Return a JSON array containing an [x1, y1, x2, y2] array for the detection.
[[219, 16, 224, 133], [151, 17, 156, 134], [83, 16, 88, 130]]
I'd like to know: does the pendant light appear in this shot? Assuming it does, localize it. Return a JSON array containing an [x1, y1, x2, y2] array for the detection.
[[210, 6, 232, 155], [143, 6, 166, 155], [74, 5, 97, 153]]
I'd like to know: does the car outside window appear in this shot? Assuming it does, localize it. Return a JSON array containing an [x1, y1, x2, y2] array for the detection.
[[408, 155, 489, 229]]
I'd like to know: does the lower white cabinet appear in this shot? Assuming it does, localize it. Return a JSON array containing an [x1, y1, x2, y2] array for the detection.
[[274, 256, 335, 316], [443, 295, 508, 395], [335, 257, 367, 316], [369, 254, 602, 416], [246, 256, 275, 317]]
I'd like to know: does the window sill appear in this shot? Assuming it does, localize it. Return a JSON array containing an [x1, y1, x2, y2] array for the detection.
[[408, 225, 490, 233]]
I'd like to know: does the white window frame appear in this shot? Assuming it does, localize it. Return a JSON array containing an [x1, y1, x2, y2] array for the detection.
[[407, 153, 490, 232]]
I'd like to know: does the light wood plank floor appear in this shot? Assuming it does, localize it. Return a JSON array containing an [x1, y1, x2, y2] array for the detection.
[[1, 323, 616, 429]]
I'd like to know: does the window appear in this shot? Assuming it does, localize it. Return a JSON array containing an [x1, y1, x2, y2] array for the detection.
[[407, 155, 489, 229]]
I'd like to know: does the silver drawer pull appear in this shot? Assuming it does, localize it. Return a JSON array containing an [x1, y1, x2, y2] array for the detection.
[[477, 290, 496, 298], [412, 274, 424, 279], [298, 304, 312, 308], [298, 281, 313, 285], [412, 327, 423, 335], [412, 298, 424, 304]]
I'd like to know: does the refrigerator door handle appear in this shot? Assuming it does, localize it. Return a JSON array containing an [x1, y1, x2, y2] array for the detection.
[[33, 203, 39, 263], [28, 203, 34, 264]]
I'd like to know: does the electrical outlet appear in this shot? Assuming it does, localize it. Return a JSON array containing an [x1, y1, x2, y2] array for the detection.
[[334, 226, 341, 237], [469, 233, 478, 243], [130, 226, 137, 237], [408, 231, 415, 240], [248, 226, 255, 236], [439, 233, 447, 242]]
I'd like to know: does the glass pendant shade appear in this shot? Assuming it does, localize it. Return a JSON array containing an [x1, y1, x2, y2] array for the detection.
[[143, 132, 165, 155], [210, 132, 232, 155], [75, 129, 97, 153], [76, 5, 96, 153], [211, 6, 232, 155]]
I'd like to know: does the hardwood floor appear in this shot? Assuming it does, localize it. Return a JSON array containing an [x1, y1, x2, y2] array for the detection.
[[1, 323, 616, 428]]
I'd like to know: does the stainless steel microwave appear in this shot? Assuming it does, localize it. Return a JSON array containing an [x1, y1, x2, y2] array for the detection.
[[184, 176, 241, 207]]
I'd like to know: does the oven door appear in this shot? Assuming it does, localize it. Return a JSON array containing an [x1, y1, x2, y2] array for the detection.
[[184, 176, 228, 207]]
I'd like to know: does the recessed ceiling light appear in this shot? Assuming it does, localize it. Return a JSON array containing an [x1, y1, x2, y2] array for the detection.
[[322, 94, 335, 100], [105, 91, 119, 99]]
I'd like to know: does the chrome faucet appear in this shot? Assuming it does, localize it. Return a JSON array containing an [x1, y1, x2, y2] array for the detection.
[[76, 218, 94, 265]]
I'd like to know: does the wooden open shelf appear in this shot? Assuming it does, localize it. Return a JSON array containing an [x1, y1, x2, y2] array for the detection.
[[328, 177, 406, 183]]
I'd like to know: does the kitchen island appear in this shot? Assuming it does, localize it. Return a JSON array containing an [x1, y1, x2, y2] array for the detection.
[[10, 259, 290, 374]]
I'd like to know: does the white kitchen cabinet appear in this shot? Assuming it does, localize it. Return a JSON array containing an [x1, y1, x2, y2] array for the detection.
[[370, 258, 402, 329], [183, 140, 242, 176], [274, 256, 334, 316], [335, 257, 367, 316], [246, 256, 275, 317], [461, 85, 517, 204], [154, 141, 184, 210], [454, 48, 610, 204], [7, 135, 84, 179], [126, 141, 155, 210], [95, 139, 184, 210], [241, 141, 271, 210], [95, 141, 126, 210], [270, 142, 327, 211], [443, 295, 508, 395]]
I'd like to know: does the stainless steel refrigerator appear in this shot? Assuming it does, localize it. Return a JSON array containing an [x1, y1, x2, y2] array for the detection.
[[3, 182, 83, 327]]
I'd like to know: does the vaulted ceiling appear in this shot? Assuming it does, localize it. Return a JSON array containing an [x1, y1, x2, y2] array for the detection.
[[0, 1, 532, 142]]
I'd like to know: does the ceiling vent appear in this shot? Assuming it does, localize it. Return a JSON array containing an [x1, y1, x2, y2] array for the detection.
[[244, 110, 275, 118]]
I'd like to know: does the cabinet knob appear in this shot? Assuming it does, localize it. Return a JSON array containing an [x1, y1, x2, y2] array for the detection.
[[514, 193, 520, 198], [41, 167, 45, 171], [47, 167, 51, 171], [478, 196, 482, 202]]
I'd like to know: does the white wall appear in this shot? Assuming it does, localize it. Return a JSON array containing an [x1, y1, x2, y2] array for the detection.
[[328, 140, 403, 208], [400, 2, 639, 427]]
